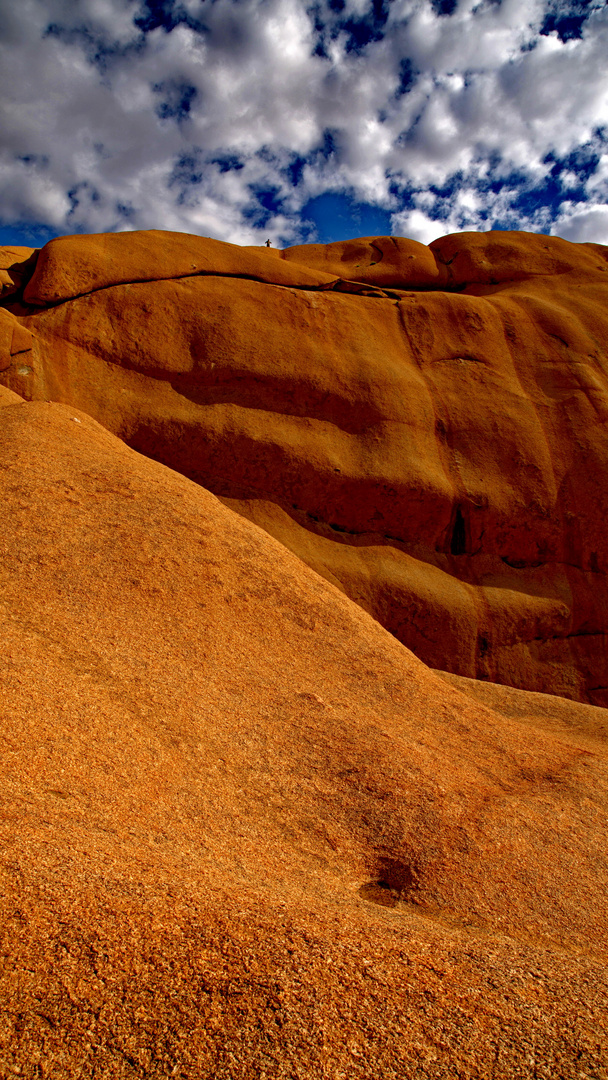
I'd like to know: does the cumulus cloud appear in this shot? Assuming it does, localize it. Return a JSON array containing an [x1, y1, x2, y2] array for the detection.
[[0, 0, 607, 247], [551, 203, 608, 243]]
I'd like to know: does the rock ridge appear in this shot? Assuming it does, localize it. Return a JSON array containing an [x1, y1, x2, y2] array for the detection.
[[2, 228, 608, 703]]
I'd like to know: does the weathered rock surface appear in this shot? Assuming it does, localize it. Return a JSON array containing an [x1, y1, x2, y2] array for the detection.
[[0, 244, 36, 300], [1, 399, 607, 1077], [2, 230, 608, 703]]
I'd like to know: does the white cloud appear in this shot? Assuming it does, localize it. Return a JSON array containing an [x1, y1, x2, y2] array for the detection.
[[551, 204, 608, 245], [390, 208, 448, 245], [0, 0, 607, 245], [585, 153, 608, 197]]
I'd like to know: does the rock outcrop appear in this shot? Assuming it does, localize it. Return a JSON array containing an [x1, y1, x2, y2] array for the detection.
[[2, 231, 608, 703], [0, 244, 36, 300], [1, 398, 607, 1077]]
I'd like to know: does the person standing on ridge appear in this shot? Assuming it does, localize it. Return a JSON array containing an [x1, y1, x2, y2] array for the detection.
[[265, 239, 271, 247]]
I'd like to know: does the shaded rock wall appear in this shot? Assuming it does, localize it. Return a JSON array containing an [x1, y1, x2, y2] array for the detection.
[[2, 229, 608, 703]]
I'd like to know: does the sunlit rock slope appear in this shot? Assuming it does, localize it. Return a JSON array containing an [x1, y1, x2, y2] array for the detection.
[[1, 396, 607, 1077]]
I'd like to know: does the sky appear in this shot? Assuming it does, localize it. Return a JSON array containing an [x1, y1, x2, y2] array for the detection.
[[0, 0, 607, 251]]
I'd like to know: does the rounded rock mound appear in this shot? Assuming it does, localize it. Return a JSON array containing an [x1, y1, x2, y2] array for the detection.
[[1, 398, 607, 1076], [2, 228, 608, 703]]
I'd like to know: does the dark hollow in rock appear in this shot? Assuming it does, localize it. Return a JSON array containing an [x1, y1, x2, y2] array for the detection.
[[450, 505, 467, 556], [358, 881, 400, 908], [359, 856, 420, 906]]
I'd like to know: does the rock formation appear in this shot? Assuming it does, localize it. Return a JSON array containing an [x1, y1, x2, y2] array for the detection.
[[1, 396, 607, 1077], [2, 229, 608, 704]]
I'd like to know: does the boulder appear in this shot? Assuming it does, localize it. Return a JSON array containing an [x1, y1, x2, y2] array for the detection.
[[269, 233, 446, 288], [22, 230, 337, 305]]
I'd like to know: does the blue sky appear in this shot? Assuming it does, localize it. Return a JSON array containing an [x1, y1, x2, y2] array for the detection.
[[0, 0, 607, 250]]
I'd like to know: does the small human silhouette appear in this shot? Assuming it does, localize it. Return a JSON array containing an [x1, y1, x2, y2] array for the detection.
[[265, 239, 271, 247]]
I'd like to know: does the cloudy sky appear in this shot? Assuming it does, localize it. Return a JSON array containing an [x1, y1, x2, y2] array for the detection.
[[0, 0, 607, 250]]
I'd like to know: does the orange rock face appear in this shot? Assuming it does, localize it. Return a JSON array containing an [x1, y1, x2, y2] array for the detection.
[[2, 229, 608, 703], [1, 399, 607, 1076], [0, 244, 36, 300]]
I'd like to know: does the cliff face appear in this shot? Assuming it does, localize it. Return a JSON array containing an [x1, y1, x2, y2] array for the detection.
[[2, 229, 608, 702]]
